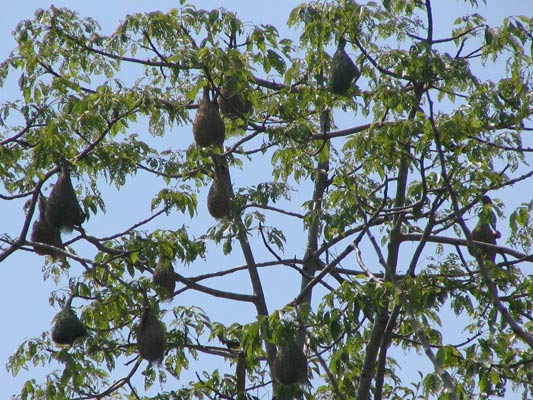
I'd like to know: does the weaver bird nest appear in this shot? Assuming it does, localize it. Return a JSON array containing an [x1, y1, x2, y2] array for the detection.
[[152, 260, 176, 301], [329, 37, 360, 95], [45, 165, 85, 232], [51, 307, 87, 346], [468, 195, 501, 263], [218, 85, 252, 120], [207, 156, 233, 219], [31, 195, 64, 258], [273, 342, 308, 386], [193, 87, 225, 147], [137, 306, 166, 364]]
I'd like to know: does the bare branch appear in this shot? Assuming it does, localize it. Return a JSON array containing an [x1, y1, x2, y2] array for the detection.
[[173, 269, 256, 303]]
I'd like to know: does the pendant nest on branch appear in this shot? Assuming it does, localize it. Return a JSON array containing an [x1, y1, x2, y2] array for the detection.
[[468, 196, 501, 263], [193, 87, 226, 147], [31, 195, 64, 258], [51, 306, 87, 346], [218, 85, 253, 120], [45, 165, 85, 232], [207, 155, 233, 219], [273, 342, 308, 386], [329, 37, 360, 95], [152, 259, 176, 301], [137, 306, 166, 364]]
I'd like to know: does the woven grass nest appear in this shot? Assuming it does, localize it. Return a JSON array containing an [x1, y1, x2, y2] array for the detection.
[[137, 306, 166, 364], [193, 87, 226, 147], [207, 156, 233, 219], [218, 85, 253, 120], [273, 342, 308, 386], [152, 260, 176, 301], [468, 196, 501, 263], [45, 165, 85, 232], [329, 37, 360, 95], [51, 306, 87, 346], [31, 195, 64, 258]]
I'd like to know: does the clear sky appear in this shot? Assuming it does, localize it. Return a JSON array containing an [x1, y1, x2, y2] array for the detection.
[[0, 1, 531, 399]]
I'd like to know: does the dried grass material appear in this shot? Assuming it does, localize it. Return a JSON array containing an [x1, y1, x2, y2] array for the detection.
[[51, 307, 87, 346], [137, 306, 166, 364], [329, 38, 360, 95], [152, 260, 176, 301], [218, 86, 252, 120], [45, 166, 85, 232], [273, 343, 308, 385], [193, 88, 225, 147], [31, 196, 64, 258], [207, 156, 233, 219]]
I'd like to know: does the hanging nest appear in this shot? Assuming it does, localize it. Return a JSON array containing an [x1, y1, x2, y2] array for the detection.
[[468, 220, 500, 262], [468, 195, 500, 263], [273, 342, 308, 386], [152, 260, 176, 301], [193, 87, 226, 147], [137, 306, 166, 364], [218, 86, 253, 120], [329, 37, 360, 95], [45, 165, 85, 232], [207, 156, 233, 219], [31, 196, 64, 258], [51, 307, 87, 346]]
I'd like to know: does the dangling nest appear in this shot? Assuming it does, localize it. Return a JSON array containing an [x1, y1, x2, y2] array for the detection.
[[45, 165, 85, 232], [152, 260, 176, 301], [468, 195, 500, 263], [207, 156, 233, 219], [329, 38, 360, 95], [193, 87, 226, 147], [137, 306, 166, 364], [469, 221, 499, 262], [31, 196, 64, 258], [218, 86, 252, 120], [273, 342, 308, 386], [51, 307, 87, 346]]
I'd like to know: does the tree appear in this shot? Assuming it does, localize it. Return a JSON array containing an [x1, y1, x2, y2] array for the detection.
[[1, 0, 532, 399]]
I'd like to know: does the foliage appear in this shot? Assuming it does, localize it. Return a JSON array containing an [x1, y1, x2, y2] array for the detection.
[[1, 1, 532, 399]]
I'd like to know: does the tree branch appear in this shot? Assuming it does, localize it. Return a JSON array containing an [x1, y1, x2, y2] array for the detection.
[[173, 270, 256, 303], [401, 233, 533, 263]]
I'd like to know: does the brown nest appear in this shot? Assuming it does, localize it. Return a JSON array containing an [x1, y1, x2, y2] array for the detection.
[[51, 307, 87, 346], [45, 165, 85, 232], [468, 220, 500, 262], [137, 306, 166, 364], [31, 195, 64, 258], [152, 260, 176, 301], [207, 156, 233, 219], [273, 343, 308, 385], [329, 38, 360, 95], [468, 195, 500, 263], [218, 86, 253, 120], [193, 87, 226, 147]]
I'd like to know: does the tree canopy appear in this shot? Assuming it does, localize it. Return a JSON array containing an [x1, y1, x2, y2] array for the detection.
[[1, 0, 532, 399]]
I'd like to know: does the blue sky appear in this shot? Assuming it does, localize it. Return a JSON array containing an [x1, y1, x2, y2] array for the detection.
[[1, 1, 531, 398]]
